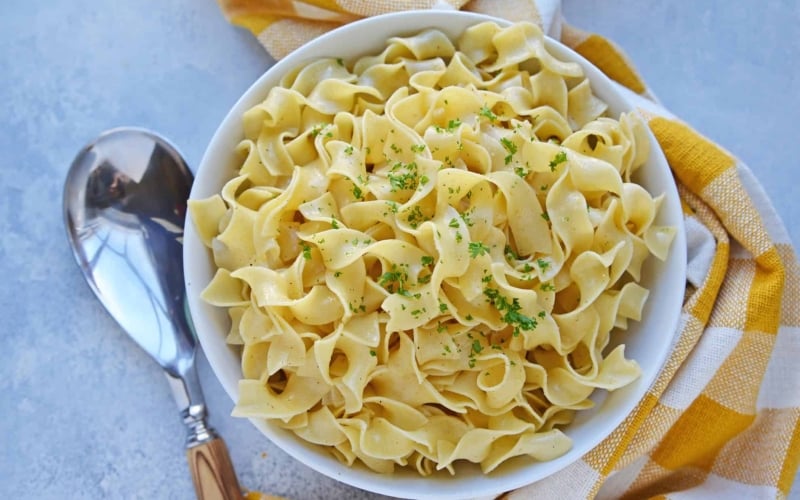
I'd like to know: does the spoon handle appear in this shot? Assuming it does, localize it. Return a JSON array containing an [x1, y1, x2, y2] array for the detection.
[[187, 437, 243, 500], [165, 362, 243, 499]]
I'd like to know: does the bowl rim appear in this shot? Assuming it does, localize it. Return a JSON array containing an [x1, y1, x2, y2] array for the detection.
[[184, 9, 687, 499]]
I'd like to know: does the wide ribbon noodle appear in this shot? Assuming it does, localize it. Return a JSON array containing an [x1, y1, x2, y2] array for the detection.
[[191, 21, 676, 475]]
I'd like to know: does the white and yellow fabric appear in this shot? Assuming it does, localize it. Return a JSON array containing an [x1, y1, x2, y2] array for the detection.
[[215, 0, 800, 498]]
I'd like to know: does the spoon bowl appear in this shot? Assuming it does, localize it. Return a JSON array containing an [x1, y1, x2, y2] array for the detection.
[[63, 127, 243, 500]]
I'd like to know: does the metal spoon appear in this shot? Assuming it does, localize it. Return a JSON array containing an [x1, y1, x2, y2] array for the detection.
[[63, 127, 243, 500]]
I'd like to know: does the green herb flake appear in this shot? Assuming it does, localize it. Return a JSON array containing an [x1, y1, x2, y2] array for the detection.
[[500, 137, 517, 165], [379, 263, 410, 295], [387, 161, 419, 192], [301, 243, 312, 260], [411, 144, 426, 153], [310, 124, 326, 138], [504, 245, 520, 261], [406, 205, 428, 228], [536, 258, 550, 272], [448, 218, 460, 228], [460, 210, 474, 227], [483, 287, 538, 337], [421, 255, 435, 266], [548, 151, 567, 171], [472, 339, 483, 354], [479, 105, 497, 122], [468, 242, 490, 258]]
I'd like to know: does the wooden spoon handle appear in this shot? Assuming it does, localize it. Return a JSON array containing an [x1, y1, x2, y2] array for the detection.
[[187, 437, 243, 500]]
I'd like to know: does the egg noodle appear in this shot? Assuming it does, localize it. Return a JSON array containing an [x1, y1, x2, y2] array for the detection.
[[190, 21, 675, 475]]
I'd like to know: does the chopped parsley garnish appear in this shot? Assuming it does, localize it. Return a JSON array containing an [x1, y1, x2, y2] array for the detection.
[[479, 105, 497, 122], [541, 211, 550, 222], [536, 258, 550, 272], [388, 161, 419, 192], [405, 205, 428, 228], [421, 255, 435, 266], [344, 145, 354, 155], [460, 210, 475, 227], [352, 184, 364, 200], [548, 151, 567, 171], [310, 124, 326, 137], [540, 283, 556, 292], [483, 287, 538, 336], [301, 243, 312, 260], [500, 137, 517, 165], [468, 242, 490, 258], [514, 166, 529, 178], [447, 118, 462, 131], [448, 218, 460, 228], [379, 263, 409, 295], [411, 144, 426, 153], [472, 339, 483, 355], [504, 245, 520, 261]]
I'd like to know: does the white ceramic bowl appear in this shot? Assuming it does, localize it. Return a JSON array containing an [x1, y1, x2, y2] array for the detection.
[[184, 10, 686, 500]]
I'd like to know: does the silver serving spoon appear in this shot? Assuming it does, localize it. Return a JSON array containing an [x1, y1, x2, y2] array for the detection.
[[63, 127, 243, 500]]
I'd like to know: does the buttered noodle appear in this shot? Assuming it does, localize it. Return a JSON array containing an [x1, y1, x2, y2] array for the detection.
[[190, 21, 675, 475]]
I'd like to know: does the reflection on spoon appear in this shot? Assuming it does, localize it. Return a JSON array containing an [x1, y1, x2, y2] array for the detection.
[[64, 127, 243, 500]]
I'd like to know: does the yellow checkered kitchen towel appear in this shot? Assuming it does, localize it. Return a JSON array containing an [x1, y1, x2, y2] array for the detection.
[[216, 0, 800, 498]]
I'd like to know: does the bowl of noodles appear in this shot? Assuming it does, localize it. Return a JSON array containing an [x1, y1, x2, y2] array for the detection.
[[184, 9, 686, 499]]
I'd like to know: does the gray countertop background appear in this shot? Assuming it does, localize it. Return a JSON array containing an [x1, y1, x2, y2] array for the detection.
[[1, 0, 797, 498]]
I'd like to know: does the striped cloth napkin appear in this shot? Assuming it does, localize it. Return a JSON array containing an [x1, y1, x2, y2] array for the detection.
[[216, 0, 800, 498]]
